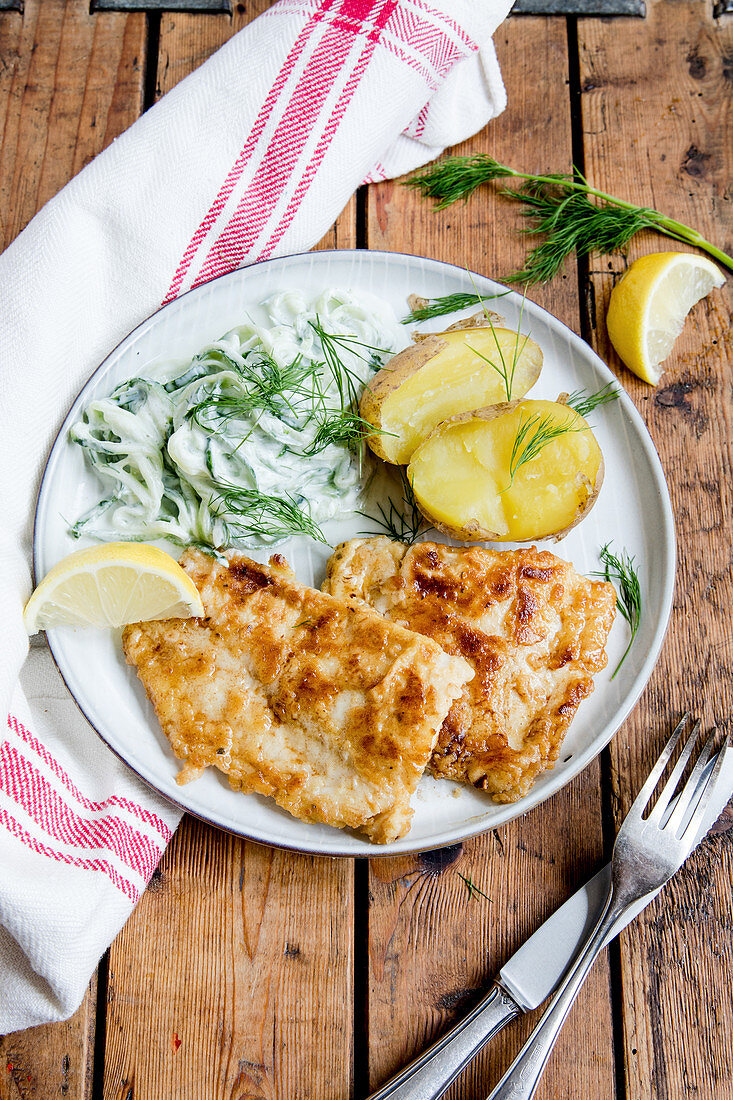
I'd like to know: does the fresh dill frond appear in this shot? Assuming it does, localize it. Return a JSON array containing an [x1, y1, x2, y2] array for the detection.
[[596, 543, 641, 678], [470, 291, 530, 401], [406, 154, 733, 282], [401, 290, 510, 324], [564, 383, 620, 419], [310, 320, 388, 360], [187, 353, 315, 428], [364, 468, 431, 546], [506, 185, 652, 285], [406, 154, 512, 208], [303, 410, 386, 456], [505, 410, 583, 489], [210, 484, 328, 545], [309, 317, 390, 412], [456, 872, 492, 903]]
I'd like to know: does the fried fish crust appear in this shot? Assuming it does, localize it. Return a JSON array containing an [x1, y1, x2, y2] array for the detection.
[[123, 548, 472, 843], [323, 538, 616, 803]]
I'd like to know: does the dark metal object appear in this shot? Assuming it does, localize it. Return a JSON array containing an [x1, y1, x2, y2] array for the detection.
[[713, 0, 733, 15], [513, 0, 644, 14], [92, 0, 231, 12], [0, 0, 22, 11]]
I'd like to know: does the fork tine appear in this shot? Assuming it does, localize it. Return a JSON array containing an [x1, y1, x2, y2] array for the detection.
[[628, 714, 690, 819], [664, 728, 717, 835], [677, 735, 732, 844], [645, 718, 703, 827]]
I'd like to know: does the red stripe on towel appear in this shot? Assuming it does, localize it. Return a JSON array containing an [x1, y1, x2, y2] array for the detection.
[[250, 0, 398, 263], [7, 715, 172, 843], [0, 741, 163, 880], [162, 0, 334, 304], [0, 805, 139, 903], [193, 0, 393, 284], [164, 0, 478, 297]]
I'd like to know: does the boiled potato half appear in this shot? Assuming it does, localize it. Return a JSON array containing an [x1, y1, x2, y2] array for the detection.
[[407, 398, 603, 542], [360, 325, 542, 465]]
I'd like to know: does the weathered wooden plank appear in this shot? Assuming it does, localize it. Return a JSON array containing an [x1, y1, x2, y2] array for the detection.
[[103, 821, 354, 1100], [365, 17, 617, 1100], [578, 0, 733, 1096], [99, 10, 355, 1099], [0, 0, 146, 249], [0, 979, 96, 1100], [0, 3, 146, 1097], [367, 777, 616, 1100], [366, 19, 579, 329]]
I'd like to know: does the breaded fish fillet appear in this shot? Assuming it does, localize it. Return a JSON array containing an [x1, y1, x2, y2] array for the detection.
[[123, 548, 472, 843], [323, 538, 616, 803]]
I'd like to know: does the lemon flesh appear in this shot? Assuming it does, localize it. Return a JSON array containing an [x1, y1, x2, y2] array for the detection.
[[606, 251, 725, 385], [23, 543, 205, 634]]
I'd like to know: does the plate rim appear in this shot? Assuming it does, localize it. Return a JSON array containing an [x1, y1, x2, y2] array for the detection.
[[34, 248, 676, 857]]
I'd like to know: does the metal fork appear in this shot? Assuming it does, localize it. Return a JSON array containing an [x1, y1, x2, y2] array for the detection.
[[487, 715, 731, 1100]]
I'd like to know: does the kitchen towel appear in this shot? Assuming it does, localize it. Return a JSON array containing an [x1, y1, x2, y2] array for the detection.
[[0, 0, 513, 1032]]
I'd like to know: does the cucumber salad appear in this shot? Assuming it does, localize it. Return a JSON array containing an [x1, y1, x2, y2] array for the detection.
[[69, 289, 404, 550]]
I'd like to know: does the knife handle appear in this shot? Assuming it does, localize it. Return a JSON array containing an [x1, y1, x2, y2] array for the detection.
[[365, 982, 521, 1100], [486, 888, 620, 1100]]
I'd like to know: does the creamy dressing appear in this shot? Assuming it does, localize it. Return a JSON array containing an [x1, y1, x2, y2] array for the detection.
[[70, 289, 403, 550]]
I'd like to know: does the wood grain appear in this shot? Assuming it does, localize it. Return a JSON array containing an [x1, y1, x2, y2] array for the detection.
[[0, 978, 96, 1100], [103, 822, 354, 1100], [0, 0, 146, 249], [99, 9, 355, 1099], [366, 17, 579, 329], [578, 0, 733, 1095], [5, 2, 731, 1097], [364, 16, 616, 1100], [0, 3, 145, 1097]]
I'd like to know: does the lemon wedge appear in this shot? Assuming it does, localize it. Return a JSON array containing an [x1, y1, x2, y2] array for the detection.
[[606, 251, 725, 385], [23, 543, 205, 634]]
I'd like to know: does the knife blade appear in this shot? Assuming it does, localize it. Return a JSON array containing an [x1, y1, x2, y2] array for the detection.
[[367, 746, 733, 1100], [500, 744, 733, 1011]]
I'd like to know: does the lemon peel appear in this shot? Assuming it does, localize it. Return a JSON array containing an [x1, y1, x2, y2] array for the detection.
[[23, 543, 204, 634], [606, 252, 725, 385]]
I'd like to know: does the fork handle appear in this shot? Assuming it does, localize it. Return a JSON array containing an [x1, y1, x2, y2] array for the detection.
[[486, 887, 624, 1100], [366, 983, 521, 1100]]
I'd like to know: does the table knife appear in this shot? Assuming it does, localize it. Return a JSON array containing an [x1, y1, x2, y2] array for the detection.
[[367, 753, 733, 1100]]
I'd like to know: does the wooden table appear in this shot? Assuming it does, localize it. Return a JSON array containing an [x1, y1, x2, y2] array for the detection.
[[1, 2, 732, 1097]]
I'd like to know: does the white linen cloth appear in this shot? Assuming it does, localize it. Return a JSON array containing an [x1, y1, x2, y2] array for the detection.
[[0, 0, 513, 1032]]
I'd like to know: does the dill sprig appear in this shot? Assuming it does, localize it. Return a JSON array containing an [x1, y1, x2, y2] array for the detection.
[[406, 155, 733, 283], [210, 484, 327, 545], [597, 543, 641, 678], [302, 410, 386, 456], [187, 353, 315, 428], [456, 872, 492, 903], [564, 383, 620, 419], [401, 290, 510, 324], [364, 468, 431, 546], [309, 318, 388, 412], [471, 292, 529, 402], [505, 410, 584, 489]]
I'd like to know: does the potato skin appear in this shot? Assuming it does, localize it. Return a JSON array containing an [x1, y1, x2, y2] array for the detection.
[[359, 334, 446, 463], [360, 326, 542, 465], [407, 399, 604, 543]]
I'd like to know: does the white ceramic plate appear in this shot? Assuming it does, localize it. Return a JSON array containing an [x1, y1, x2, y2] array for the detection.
[[34, 250, 675, 856]]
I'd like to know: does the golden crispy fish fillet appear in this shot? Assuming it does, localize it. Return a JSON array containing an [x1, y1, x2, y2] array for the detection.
[[123, 548, 472, 843], [323, 538, 616, 803]]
